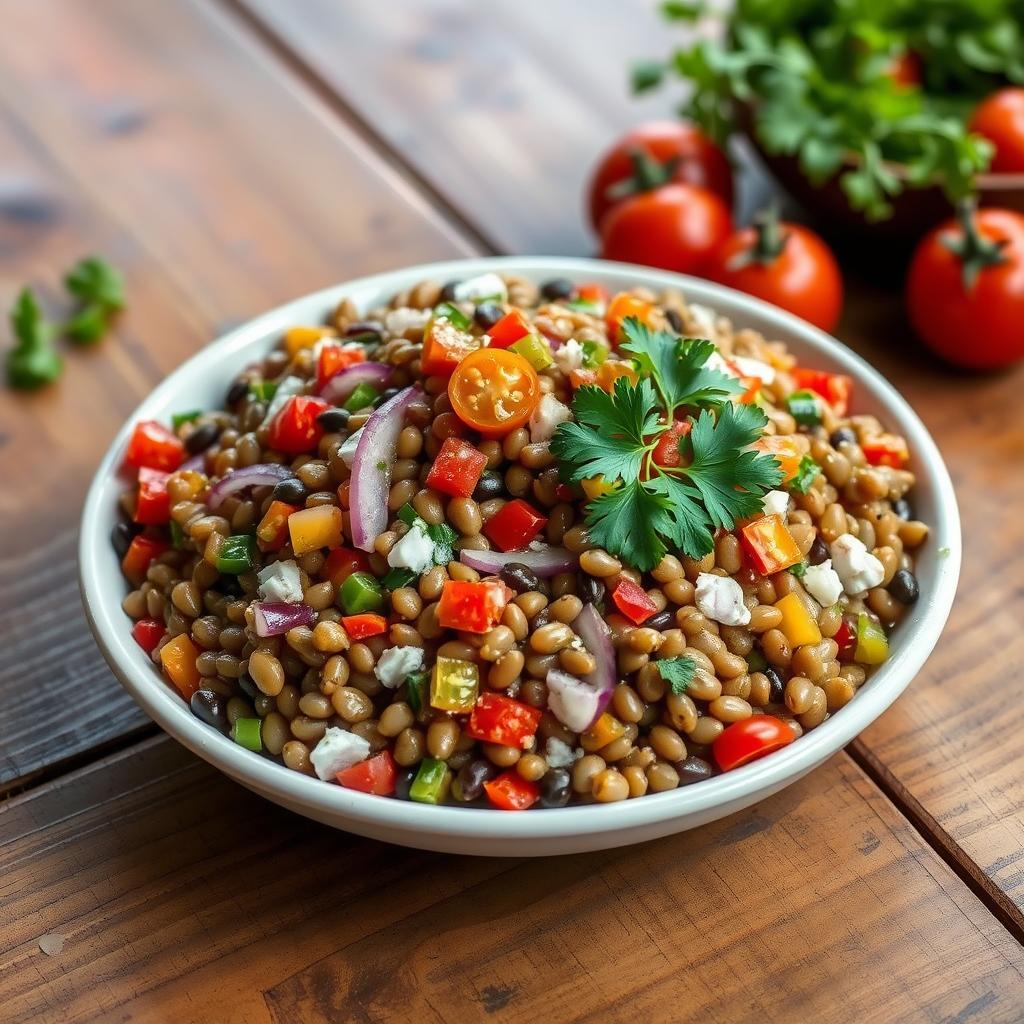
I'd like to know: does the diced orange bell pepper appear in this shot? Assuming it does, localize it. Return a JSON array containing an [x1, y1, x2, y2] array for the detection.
[[421, 316, 481, 377], [583, 712, 627, 750], [862, 433, 909, 468], [606, 292, 656, 344], [774, 592, 822, 647], [437, 579, 512, 633], [256, 500, 300, 551], [342, 613, 387, 639], [753, 435, 805, 483], [285, 325, 331, 357], [122, 534, 170, 582], [287, 505, 344, 556], [740, 515, 802, 575], [160, 633, 202, 699]]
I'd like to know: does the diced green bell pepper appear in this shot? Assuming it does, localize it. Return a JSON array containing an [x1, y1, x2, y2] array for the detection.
[[248, 379, 277, 401], [510, 334, 554, 370], [432, 301, 471, 331], [343, 382, 380, 412], [581, 339, 608, 368], [409, 757, 452, 804], [216, 534, 255, 574], [855, 612, 890, 665], [339, 571, 385, 614], [169, 520, 186, 549], [405, 671, 428, 715], [786, 389, 822, 427], [171, 409, 202, 429], [232, 718, 263, 751]]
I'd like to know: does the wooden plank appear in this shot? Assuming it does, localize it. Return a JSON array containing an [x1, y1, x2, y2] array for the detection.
[[0, 0, 473, 790], [2, 739, 1022, 1024]]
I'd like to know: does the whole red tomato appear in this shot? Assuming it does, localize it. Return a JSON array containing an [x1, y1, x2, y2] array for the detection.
[[599, 183, 732, 275], [704, 209, 843, 332], [968, 88, 1024, 173], [906, 205, 1024, 369], [587, 121, 733, 231]]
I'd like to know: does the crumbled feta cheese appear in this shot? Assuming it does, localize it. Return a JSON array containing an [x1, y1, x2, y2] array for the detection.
[[260, 375, 304, 427], [257, 559, 303, 604], [732, 355, 777, 384], [387, 521, 435, 573], [830, 534, 885, 595], [384, 307, 431, 336], [310, 727, 371, 781], [803, 559, 844, 607], [761, 489, 791, 519], [339, 426, 363, 467], [553, 338, 584, 375], [528, 393, 571, 443], [452, 272, 507, 304], [374, 646, 425, 689], [545, 737, 582, 769], [695, 572, 751, 626]]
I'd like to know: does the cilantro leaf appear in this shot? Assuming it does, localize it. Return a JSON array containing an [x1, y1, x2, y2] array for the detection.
[[6, 288, 62, 390], [788, 455, 821, 494], [647, 474, 716, 560], [65, 304, 108, 345], [658, 656, 697, 695], [584, 481, 673, 573], [619, 318, 742, 413], [65, 257, 125, 312], [426, 521, 457, 566], [790, 560, 809, 578]]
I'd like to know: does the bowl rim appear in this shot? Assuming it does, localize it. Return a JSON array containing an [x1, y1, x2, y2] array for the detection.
[[79, 255, 961, 844]]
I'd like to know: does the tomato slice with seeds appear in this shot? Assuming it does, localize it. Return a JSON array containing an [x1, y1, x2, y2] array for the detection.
[[448, 349, 541, 437]]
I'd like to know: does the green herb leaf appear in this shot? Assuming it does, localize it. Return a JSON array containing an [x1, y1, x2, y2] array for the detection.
[[631, 59, 667, 94], [657, 656, 697, 695], [382, 567, 418, 591], [790, 559, 809, 578], [788, 455, 821, 494], [6, 288, 62, 390], [585, 481, 673, 573], [65, 303, 108, 345], [426, 521, 457, 566], [65, 257, 125, 312]]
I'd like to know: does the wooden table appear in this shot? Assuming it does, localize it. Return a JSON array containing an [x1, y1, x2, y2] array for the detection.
[[2, 2, 1023, 1020]]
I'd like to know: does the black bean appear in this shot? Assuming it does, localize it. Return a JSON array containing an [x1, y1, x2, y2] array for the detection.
[[184, 422, 221, 455], [829, 427, 857, 448], [646, 609, 673, 631], [440, 280, 460, 302], [316, 408, 350, 433], [539, 767, 572, 807], [676, 755, 714, 786], [271, 477, 308, 505], [530, 607, 552, 630], [237, 673, 258, 700], [577, 573, 605, 607], [500, 562, 540, 594], [452, 759, 496, 802], [665, 308, 684, 333], [344, 320, 383, 340], [892, 497, 913, 521], [472, 470, 505, 502], [474, 302, 504, 330], [889, 568, 919, 605], [808, 536, 829, 566], [377, 387, 399, 404], [225, 378, 249, 406], [111, 520, 140, 558], [764, 666, 785, 703], [190, 689, 227, 731], [394, 767, 419, 801], [540, 278, 574, 301]]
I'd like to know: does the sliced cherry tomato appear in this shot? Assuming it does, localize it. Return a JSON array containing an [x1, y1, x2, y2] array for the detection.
[[425, 437, 487, 498], [267, 395, 332, 455], [465, 692, 543, 749], [705, 210, 843, 333], [483, 499, 547, 552], [342, 613, 388, 639], [487, 310, 532, 349], [969, 88, 1024, 174], [484, 770, 540, 810], [713, 715, 796, 772], [587, 121, 733, 231], [862, 434, 909, 468], [322, 547, 371, 588], [606, 292, 656, 344], [906, 204, 1024, 369], [740, 515, 802, 575], [421, 313, 481, 376], [316, 343, 367, 389], [131, 618, 166, 655], [122, 534, 169, 581], [599, 183, 732, 275], [256, 499, 301, 552], [448, 349, 541, 437], [789, 368, 852, 417], [125, 420, 185, 472], [611, 577, 657, 625], [650, 419, 692, 469], [134, 467, 172, 525], [336, 750, 397, 795], [437, 578, 512, 633]]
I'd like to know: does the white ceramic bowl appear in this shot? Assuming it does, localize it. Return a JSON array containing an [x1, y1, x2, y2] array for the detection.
[[79, 257, 960, 856]]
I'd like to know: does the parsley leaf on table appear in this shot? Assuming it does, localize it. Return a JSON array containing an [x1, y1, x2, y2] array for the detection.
[[5, 288, 63, 390], [63, 256, 125, 346], [657, 656, 697, 696]]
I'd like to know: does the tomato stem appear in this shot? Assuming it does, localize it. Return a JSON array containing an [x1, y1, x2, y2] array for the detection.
[[605, 147, 679, 201], [942, 198, 1009, 290], [727, 205, 788, 270]]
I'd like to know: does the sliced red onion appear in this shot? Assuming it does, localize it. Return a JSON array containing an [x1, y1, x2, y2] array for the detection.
[[252, 601, 315, 638], [319, 361, 394, 404], [545, 670, 604, 733], [459, 546, 576, 578], [207, 463, 294, 510], [573, 603, 616, 720], [350, 386, 421, 552]]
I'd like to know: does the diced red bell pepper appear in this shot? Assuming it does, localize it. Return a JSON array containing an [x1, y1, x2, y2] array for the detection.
[[483, 499, 548, 552], [790, 367, 852, 417], [134, 467, 172, 525], [131, 618, 166, 655], [267, 395, 332, 455], [421, 315, 480, 376], [256, 499, 301, 552], [862, 433, 909, 468], [342, 613, 388, 639], [336, 750, 397, 795], [611, 577, 658, 625], [465, 692, 543, 749], [606, 292, 655, 344], [437, 579, 512, 633], [650, 419, 692, 470], [487, 310, 532, 350], [322, 547, 371, 588], [122, 534, 170, 580], [740, 515, 802, 575], [834, 617, 857, 661], [316, 343, 367, 390], [575, 283, 610, 306], [125, 420, 185, 472], [484, 770, 540, 810], [425, 437, 488, 498]]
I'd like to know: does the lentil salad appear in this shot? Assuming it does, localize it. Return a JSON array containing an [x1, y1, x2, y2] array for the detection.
[[113, 272, 928, 809]]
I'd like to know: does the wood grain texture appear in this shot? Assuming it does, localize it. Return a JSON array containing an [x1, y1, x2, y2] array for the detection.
[[3, 739, 1023, 1024], [0, 0, 472, 790]]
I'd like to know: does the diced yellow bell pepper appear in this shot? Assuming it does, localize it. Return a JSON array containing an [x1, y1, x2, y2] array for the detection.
[[774, 592, 822, 648], [160, 634, 202, 699], [430, 656, 479, 712], [288, 504, 343, 555], [581, 712, 626, 752], [581, 475, 617, 500], [285, 326, 332, 357]]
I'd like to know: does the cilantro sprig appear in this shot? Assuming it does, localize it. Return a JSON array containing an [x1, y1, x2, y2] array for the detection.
[[658, 656, 697, 696], [5, 289, 62, 390], [551, 319, 783, 571], [64, 256, 125, 344]]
